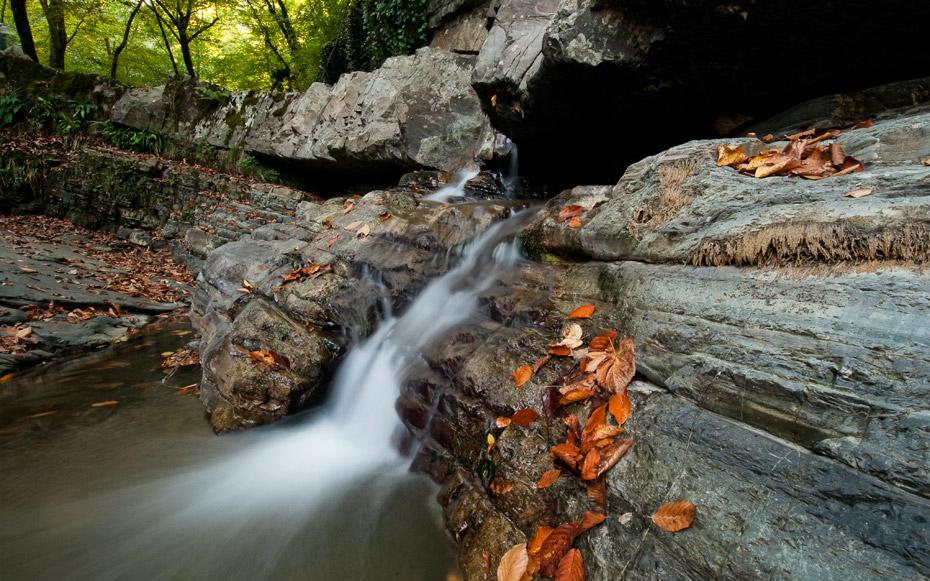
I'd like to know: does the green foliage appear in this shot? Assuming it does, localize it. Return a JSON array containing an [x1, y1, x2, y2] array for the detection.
[[317, 0, 429, 84], [58, 100, 96, 135], [96, 121, 163, 154], [28, 95, 59, 129], [0, 90, 25, 127], [195, 84, 232, 105], [237, 153, 280, 183]]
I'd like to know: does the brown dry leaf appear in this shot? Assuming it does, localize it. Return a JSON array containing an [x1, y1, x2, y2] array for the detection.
[[852, 119, 873, 129], [538, 524, 577, 577], [581, 404, 608, 453], [567, 217, 583, 229], [564, 415, 581, 447], [596, 438, 634, 478], [845, 188, 874, 198], [716, 144, 747, 167], [91, 400, 119, 408], [754, 155, 801, 178], [548, 345, 573, 357], [558, 324, 584, 350], [26, 410, 57, 419], [551, 442, 581, 470], [568, 304, 596, 320], [378, 211, 392, 222], [580, 448, 600, 481], [343, 200, 355, 214], [608, 391, 632, 425], [830, 143, 847, 166], [652, 500, 696, 532], [559, 389, 594, 405], [327, 235, 338, 247], [528, 527, 554, 555], [786, 128, 817, 141], [923, 157, 930, 166], [490, 477, 514, 495], [555, 549, 585, 581], [497, 543, 529, 581], [533, 355, 552, 373], [593, 338, 636, 394], [586, 478, 606, 512], [537, 469, 562, 489], [761, 133, 775, 143], [513, 365, 533, 388], [512, 408, 540, 427], [578, 511, 607, 532], [322, 220, 333, 230], [356, 224, 371, 238], [248, 350, 291, 369], [496, 417, 513, 429], [557, 205, 586, 223]]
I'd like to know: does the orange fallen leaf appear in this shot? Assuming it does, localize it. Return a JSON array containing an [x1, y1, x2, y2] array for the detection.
[[586, 477, 606, 511], [343, 201, 355, 214], [512, 408, 540, 427], [559, 389, 595, 405], [497, 543, 529, 581], [551, 442, 581, 470], [923, 157, 930, 166], [26, 410, 57, 419], [852, 119, 873, 129], [528, 526, 554, 555], [716, 144, 747, 167], [513, 365, 533, 388], [596, 438, 634, 478], [490, 477, 514, 495], [91, 400, 119, 408], [248, 350, 291, 369], [652, 499, 696, 532], [537, 469, 562, 489], [608, 391, 631, 425], [548, 345, 572, 357], [378, 211, 392, 222], [568, 304, 596, 319], [580, 448, 600, 481], [555, 548, 584, 581], [496, 417, 512, 429], [533, 355, 552, 373], [567, 217, 583, 229], [557, 205, 586, 223]]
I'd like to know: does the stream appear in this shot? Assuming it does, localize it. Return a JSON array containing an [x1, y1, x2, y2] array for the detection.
[[0, 212, 528, 580]]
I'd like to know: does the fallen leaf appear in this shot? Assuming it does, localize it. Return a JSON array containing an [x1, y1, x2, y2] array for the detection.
[[608, 391, 632, 425], [557, 205, 586, 223], [322, 220, 333, 230], [551, 442, 581, 470], [19, 266, 38, 274], [555, 548, 584, 581], [343, 200, 355, 214], [378, 211, 392, 222], [90, 400, 119, 408], [538, 524, 577, 577], [558, 324, 584, 350], [26, 410, 57, 419], [356, 224, 370, 238], [0, 372, 16, 384], [537, 469, 562, 489], [497, 543, 529, 581], [490, 477, 514, 495], [496, 417, 512, 429], [716, 144, 747, 167], [652, 499, 696, 532], [567, 217, 583, 229], [559, 389, 595, 405], [15, 326, 32, 339], [548, 345, 573, 357], [248, 350, 291, 369], [513, 365, 533, 388], [533, 355, 552, 373], [580, 448, 600, 480], [512, 408, 540, 427], [586, 478, 606, 511], [923, 157, 930, 166], [761, 133, 775, 143], [852, 119, 873, 129], [568, 304, 596, 320], [327, 235, 338, 247], [845, 188, 874, 198], [618, 512, 634, 525], [528, 527, 554, 555], [596, 438, 635, 478], [487, 432, 496, 452], [578, 511, 607, 532]]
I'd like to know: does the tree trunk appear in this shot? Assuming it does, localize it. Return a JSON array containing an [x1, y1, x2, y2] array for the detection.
[[178, 33, 196, 77], [9, 0, 38, 62], [110, 0, 143, 79], [151, 5, 178, 75], [43, 0, 67, 69]]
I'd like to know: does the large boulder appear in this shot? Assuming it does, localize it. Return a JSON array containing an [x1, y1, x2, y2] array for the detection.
[[400, 98, 930, 577], [111, 48, 499, 181], [471, 0, 930, 185]]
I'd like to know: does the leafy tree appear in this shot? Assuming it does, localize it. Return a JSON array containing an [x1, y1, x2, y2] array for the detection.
[[149, 0, 221, 77]]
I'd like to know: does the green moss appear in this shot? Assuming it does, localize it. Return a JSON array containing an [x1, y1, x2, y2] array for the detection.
[[518, 227, 544, 262]]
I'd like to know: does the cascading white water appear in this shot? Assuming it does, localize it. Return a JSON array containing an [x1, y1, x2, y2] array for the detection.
[[2, 213, 528, 581], [423, 169, 480, 203]]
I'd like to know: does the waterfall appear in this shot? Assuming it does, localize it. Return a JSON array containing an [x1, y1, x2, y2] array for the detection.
[[423, 169, 481, 203], [8, 213, 529, 581]]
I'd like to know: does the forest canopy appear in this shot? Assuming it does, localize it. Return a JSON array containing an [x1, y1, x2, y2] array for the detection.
[[0, 0, 430, 91]]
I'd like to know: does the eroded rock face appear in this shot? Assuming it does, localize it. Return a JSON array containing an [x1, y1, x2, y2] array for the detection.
[[471, 0, 930, 184], [192, 187, 521, 431], [111, 48, 498, 180], [399, 101, 930, 578]]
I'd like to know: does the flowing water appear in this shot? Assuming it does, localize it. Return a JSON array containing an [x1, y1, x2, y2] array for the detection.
[[0, 213, 529, 580]]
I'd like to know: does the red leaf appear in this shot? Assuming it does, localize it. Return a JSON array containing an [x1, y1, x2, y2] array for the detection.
[[512, 408, 540, 427], [568, 304, 596, 319], [555, 548, 584, 581], [608, 391, 631, 425], [513, 365, 533, 388], [537, 469, 562, 489], [557, 205, 586, 223]]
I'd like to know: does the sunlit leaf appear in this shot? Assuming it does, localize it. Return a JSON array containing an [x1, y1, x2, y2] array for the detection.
[[651, 499, 696, 532], [528, 526, 554, 555], [90, 400, 119, 407], [497, 543, 529, 581], [548, 345, 572, 357], [716, 144, 747, 167], [550, 442, 581, 470], [496, 417, 513, 429], [608, 391, 631, 425], [845, 188, 874, 198], [580, 448, 600, 481], [567, 217, 583, 229], [596, 438, 634, 478], [568, 304, 596, 319], [557, 205, 586, 223], [513, 365, 533, 388]]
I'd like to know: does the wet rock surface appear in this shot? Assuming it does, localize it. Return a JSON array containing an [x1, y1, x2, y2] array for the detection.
[[192, 186, 523, 431]]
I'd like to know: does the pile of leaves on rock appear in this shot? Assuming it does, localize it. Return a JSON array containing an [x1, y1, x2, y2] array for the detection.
[[496, 305, 694, 581], [717, 124, 869, 179]]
